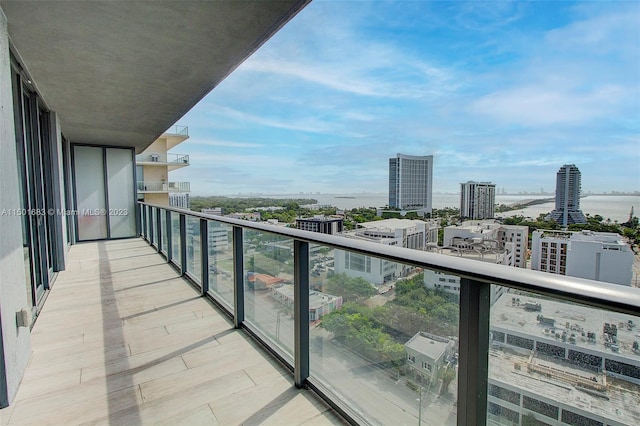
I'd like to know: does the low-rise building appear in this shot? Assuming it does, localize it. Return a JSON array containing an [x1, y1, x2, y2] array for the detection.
[[531, 230, 633, 285], [227, 212, 261, 221], [405, 332, 455, 385], [247, 273, 285, 291], [443, 220, 528, 268], [270, 285, 343, 321], [334, 219, 439, 285], [425, 221, 528, 303], [295, 215, 344, 235]]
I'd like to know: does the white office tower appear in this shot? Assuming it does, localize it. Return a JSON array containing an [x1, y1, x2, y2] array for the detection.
[[531, 230, 633, 285], [547, 164, 587, 226], [388, 153, 433, 213], [460, 181, 496, 220]]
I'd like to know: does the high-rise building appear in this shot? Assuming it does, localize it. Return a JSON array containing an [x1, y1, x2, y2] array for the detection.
[[136, 127, 191, 207], [547, 164, 587, 226], [388, 153, 433, 213], [460, 181, 496, 219]]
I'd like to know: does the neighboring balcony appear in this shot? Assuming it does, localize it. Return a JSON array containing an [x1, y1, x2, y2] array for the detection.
[[137, 181, 191, 193], [166, 124, 189, 137], [136, 153, 190, 170]]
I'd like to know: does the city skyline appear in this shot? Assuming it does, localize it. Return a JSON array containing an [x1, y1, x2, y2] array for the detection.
[[171, 0, 640, 196]]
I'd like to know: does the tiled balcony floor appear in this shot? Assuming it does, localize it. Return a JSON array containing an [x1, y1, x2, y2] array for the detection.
[[1, 239, 345, 425]]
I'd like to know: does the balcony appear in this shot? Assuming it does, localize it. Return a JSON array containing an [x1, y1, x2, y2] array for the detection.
[[135, 203, 640, 425], [166, 125, 189, 137], [0, 239, 342, 425], [137, 181, 191, 193], [136, 153, 190, 170], [3, 203, 638, 426]]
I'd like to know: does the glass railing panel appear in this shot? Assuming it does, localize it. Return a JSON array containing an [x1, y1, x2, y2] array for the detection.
[[160, 209, 167, 253], [206, 220, 234, 310], [186, 216, 201, 284], [487, 285, 640, 426], [243, 229, 295, 358], [309, 245, 460, 425], [170, 211, 181, 267]]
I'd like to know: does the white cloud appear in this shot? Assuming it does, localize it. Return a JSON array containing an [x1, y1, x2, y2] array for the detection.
[[188, 138, 263, 148], [469, 85, 628, 126]]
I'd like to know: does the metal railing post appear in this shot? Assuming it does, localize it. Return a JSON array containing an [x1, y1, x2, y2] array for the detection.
[[179, 214, 187, 276], [294, 240, 310, 388], [457, 278, 490, 426], [141, 204, 147, 240], [233, 226, 244, 328], [148, 206, 155, 246], [165, 210, 173, 261], [155, 207, 162, 253], [200, 218, 209, 295]]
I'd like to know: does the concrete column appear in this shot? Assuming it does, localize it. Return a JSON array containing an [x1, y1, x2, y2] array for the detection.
[[0, 7, 32, 407]]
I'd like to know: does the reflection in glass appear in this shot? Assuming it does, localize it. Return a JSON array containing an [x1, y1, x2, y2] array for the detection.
[[243, 229, 295, 357], [488, 285, 640, 426], [310, 245, 459, 425]]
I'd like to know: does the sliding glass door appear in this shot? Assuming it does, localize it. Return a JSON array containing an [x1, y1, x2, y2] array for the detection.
[[72, 145, 136, 241], [11, 69, 54, 309]]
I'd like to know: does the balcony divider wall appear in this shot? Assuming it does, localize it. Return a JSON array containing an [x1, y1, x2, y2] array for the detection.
[[139, 202, 640, 426]]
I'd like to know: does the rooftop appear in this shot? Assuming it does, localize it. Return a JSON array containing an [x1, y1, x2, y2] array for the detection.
[[357, 218, 428, 231], [489, 346, 640, 425], [491, 293, 640, 364], [405, 332, 452, 360], [0, 239, 343, 425]]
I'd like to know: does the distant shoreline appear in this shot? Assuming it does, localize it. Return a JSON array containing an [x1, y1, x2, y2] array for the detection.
[[229, 192, 639, 198]]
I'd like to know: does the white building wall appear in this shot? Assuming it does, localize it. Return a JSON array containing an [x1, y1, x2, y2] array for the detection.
[[532, 230, 633, 285], [334, 249, 396, 286], [567, 240, 633, 285]]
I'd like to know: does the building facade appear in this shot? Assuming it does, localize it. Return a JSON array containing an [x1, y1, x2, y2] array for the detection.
[[547, 164, 587, 226], [295, 215, 344, 235], [460, 181, 495, 220], [388, 153, 433, 213], [334, 219, 439, 286], [531, 230, 633, 285], [136, 128, 190, 207], [425, 221, 528, 303]]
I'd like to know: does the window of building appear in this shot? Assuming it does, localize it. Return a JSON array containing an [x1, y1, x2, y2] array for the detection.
[[488, 384, 520, 405], [523, 396, 559, 419]]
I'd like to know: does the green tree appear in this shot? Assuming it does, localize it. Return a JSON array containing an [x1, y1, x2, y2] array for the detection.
[[324, 273, 377, 303], [439, 366, 456, 396]]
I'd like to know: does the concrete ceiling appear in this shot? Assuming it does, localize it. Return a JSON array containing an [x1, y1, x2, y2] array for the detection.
[[1, 0, 309, 152]]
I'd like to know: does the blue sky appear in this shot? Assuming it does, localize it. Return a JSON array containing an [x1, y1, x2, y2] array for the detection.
[[173, 0, 640, 196]]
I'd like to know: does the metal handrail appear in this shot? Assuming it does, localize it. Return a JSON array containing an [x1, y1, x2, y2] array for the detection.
[[137, 182, 190, 192], [166, 125, 188, 136], [138, 201, 640, 426], [136, 153, 189, 164], [138, 201, 640, 316]]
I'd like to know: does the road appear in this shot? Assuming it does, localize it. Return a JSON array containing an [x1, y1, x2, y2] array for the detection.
[[244, 292, 457, 425]]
